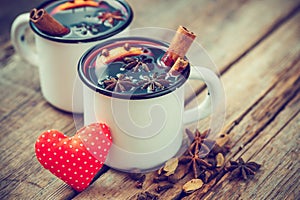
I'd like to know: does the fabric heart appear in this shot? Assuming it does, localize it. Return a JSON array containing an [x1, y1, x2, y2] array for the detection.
[[35, 123, 112, 192]]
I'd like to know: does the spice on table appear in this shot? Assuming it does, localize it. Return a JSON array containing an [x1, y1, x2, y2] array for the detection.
[[226, 157, 261, 180], [129, 173, 146, 189], [137, 191, 158, 200], [155, 183, 174, 193], [179, 129, 214, 178], [182, 178, 203, 194]]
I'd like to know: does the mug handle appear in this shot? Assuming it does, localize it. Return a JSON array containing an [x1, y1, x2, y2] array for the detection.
[[11, 12, 38, 66], [183, 66, 225, 124]]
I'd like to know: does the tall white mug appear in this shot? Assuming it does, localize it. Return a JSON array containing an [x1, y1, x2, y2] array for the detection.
[[78, 37, 225, 172], [11, 0, 133, 112]]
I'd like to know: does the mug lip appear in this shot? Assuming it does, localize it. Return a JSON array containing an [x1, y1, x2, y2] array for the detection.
[[29, 0, 133, 44], [78, 36, 190, 100]]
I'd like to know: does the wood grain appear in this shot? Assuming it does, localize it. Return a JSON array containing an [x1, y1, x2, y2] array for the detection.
[[0, 0, 299, 199]]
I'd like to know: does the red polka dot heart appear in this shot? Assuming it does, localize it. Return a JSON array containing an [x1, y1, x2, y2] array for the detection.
[[35, 123, 112, 192]]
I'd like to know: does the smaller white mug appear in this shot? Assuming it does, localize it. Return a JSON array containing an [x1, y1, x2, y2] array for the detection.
[[78, 37, 225, 172], [11, 0, 133, 112]]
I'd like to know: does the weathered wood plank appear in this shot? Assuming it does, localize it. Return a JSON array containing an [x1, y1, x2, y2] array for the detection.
[[1, 0, 299, 199]]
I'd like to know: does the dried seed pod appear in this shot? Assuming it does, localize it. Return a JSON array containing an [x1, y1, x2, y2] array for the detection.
[[183, 179, 203, 194], [163, 157, 179, 176], [216, 153, 225, 167], [168, 164, 189, 183]]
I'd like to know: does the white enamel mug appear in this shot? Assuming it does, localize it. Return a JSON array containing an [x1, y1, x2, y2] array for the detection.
[[10, 0, 133, 112], [78, 37, 225, 172]]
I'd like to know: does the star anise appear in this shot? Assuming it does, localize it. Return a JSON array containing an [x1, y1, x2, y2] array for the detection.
[[226, 157, 261, 180], [123, 55, 153, 72], [179, 129, 214, 178], [98, 10, 125, 26], [101, 74, 136, 92], [138, 72, 170, 92]]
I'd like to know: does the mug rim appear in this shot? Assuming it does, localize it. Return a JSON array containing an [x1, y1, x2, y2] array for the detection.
[[29, 0, 133, 44], [78, 36, 190, 100]]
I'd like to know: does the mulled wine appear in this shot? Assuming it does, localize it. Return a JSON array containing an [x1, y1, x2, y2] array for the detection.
[[79, 37, 190, 99], [30, 0, 132, 42]]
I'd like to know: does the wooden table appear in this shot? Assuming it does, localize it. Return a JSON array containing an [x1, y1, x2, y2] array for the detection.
[[1, 0, 299, 199]]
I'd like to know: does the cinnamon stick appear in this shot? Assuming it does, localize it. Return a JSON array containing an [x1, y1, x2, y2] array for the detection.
[[168, 57, 189, 75], [162, 26, 196, 67], [30, 8, 69, 36]]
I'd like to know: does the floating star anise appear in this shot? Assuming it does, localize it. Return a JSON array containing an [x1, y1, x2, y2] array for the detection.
[[98, 10, 125, 26], [123, 55, 153, 72], [226, 157, 261, 180], [179, 129, 214, 178], [139, 72, 170, 92], [102, 74, 136, 92]]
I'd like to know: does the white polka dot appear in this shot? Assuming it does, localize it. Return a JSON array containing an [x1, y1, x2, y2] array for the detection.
[[47, 139, 51, 142], [91, 142, 95, 146], [82, 152, 86, 156], [104, 148, 107, 152], [75, 149, 79, 152], [57, 169, 60, 172], [58, 138, 62, 141], [80, 175, 83, 178], [73, 163, 76, 166], [75, 180, 78, 183], [95, 137, 99, 140], [69, 177, 72, 180], [89, 157, 92, 160], [49, 158, 52, 160], [86, 177, 89, 180], [80, 143, 84, 147], [38, 157, 42, 160], [93, 152, 97, 155], [53, 152, 57, 155], [69, 145, 73, 148], [87, 147, 90, 151], [78, 158, 81, 161], [65, 151, 68, 154], [53, 133, 56, 137], [58, 147, 62, 150], [37, 149, 40, 152], [79, 166, 82, 169], [84, 161, 87, 164], [55, 161, 59, 164], [48, 148, 51, 151], [42, 134, 45, 137], [60, 156, 63, 159], [37, 139, 40, 143], [63, 141, 67, 145], [63, 173, 66, 176], [41, 144, 45, 147], [62, 165, 65, 168], [102, 140, 106, 143], [53, 143, 56, 146], [68, 168, 71, 171], [44, 162, 47, 165], [71, 154, 75, 157], [97, 146, 101, 149], [66, 160, 70, 163], [74, 171, 77, 174], [82, 182, 85, 185], [90, 165, 93, 168], [85, 170, 89, 173]]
